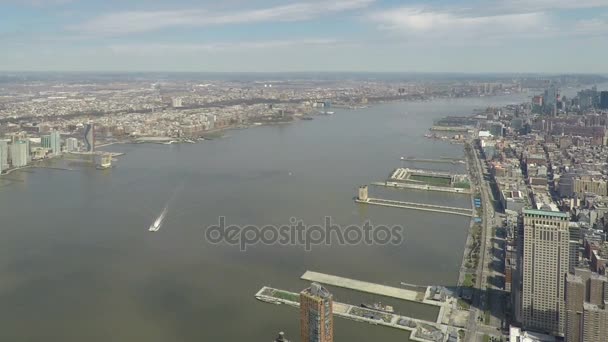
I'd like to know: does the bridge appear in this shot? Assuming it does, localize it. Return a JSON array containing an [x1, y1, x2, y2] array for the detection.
[[356, 197, 473, 217]]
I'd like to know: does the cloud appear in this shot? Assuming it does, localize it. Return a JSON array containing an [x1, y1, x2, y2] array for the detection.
[[108, 39, 341, 54], [572, 17, 608, 36], [0, 0, 74, 6], [369, 7, 549, 41], [502, 0, 608, 11], [76, 0, 374, 35]]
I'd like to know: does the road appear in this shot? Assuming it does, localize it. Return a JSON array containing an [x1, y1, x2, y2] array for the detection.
[[463, 142, 508, 342]]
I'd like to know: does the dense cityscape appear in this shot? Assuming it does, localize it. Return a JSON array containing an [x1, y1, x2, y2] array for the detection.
[[0, 74, 530, 172]]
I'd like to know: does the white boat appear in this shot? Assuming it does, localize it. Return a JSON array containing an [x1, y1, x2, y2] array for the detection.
[[149, 207, 168, 232], [325, 111, 335, 115]]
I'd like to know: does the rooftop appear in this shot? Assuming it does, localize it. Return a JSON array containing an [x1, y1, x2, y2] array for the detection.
[[509, 326, 556, 342], [302, 282, 332, 299], [523, 209, 569, 218]]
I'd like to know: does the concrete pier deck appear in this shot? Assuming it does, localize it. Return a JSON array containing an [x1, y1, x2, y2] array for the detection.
[[402, 157, 466, 164], [301, 271, 440, 305], [355, 197, 473, 217], [371, 181, 472, 195]]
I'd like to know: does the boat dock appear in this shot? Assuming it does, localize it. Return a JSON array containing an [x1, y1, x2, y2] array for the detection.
[[355, 197, 473, 217], [255, 286, 459, 342]]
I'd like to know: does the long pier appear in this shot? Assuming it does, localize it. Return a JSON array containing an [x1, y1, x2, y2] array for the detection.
[[402, 157, 465, 165], [371, 181, 472, 195], [356, 197, 473, 217], [301, 271, 431, 304]]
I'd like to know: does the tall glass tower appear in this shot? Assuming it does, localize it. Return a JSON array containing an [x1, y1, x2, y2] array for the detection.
[[84, 123, 95, 152]]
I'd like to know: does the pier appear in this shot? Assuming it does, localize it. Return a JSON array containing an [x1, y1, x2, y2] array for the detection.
[[402, 157, 465, 165], [430, 126, 470, 132], [371, 181, 472, 195], [301, 271, 430, 304], [355, 197, 473, 217], [255, 286, 458, 342]]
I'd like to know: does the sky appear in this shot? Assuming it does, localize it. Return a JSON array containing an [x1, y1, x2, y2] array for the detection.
[[1, 0, 608, 73]]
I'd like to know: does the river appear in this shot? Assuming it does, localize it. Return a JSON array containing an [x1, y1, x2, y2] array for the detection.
[[0, 93, 529, 341]]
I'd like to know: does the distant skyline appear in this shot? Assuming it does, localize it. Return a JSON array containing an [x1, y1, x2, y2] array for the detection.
[[1, 0, 608, 73]]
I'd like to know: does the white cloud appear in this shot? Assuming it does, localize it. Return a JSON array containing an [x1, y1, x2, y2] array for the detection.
[[76, 0, 374, 35], [369, 7, 549, 41], [0, 0, 74, 6], [572, 18, 608, 36], [502, 0, 608, 11], [108, 39, 340, 54]]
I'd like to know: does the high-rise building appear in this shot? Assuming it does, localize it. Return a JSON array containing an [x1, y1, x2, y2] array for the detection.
[[565, 274, 585, 342], [41, 135, 51, 149], [84, 123, 95, 152], [172, 97, 183, 108], [10, 141, 29, 168], [520, 209, 570, 335], [565, 270, 608, 342], [543, 84, 558, 115], [577, 87, 599, 110], [600, 91, 608, 110], [300, 283, 333, 342], [0, 140, 8, 171], [25, 139, 31, 163], [50, 131, 61, 155], [65, 137, 79, 152]]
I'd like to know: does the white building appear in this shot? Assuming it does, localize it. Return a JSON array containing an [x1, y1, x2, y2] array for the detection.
[[10, 141, 28, 168], [171, 97, 183, 108], [66, 137, 79, 152], [50, 131, 61, 155], [509, 326, 555, 342], [0, 140, 8, 171]]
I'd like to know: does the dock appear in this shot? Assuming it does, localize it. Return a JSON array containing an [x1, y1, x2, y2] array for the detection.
[[302, 270, 427, 303], [371, 181, 472, 195], [355, 197, 473, 217], [402, 157, 465, 165]]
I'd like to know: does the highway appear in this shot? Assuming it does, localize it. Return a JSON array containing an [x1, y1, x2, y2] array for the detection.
[[464, 142, 507, 342]]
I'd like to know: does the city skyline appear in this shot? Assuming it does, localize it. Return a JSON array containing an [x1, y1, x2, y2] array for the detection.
[[1, 0, 608, 73]]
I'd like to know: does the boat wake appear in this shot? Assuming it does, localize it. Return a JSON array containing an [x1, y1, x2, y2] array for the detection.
[[148, 183, 183, 233], [148, 206, 168, 232]]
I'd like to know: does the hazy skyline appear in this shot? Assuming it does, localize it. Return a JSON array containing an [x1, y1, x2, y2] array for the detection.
[[1, 0, 608, 73]]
